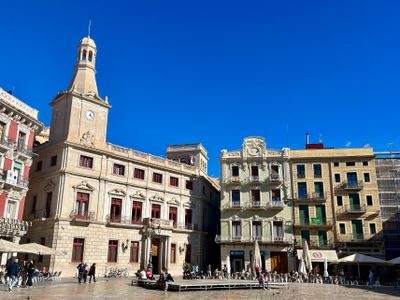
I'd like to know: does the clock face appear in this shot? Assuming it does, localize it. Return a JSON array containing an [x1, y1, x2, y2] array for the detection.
[[86, 110, 95, 120]]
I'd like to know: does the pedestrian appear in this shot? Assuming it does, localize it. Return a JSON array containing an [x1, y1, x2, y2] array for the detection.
[[223, 264, 227, 279], [255, 265, 261, 279], [369, 270, 375, 286], [26, 260, 35, 287], [207, 264, 212, 279], [77, 262, 85, 283], [83, 263, 89, 283], [6, 259, 20, 292], [158, 267, 174, 291], [88, 263, 96, 283]]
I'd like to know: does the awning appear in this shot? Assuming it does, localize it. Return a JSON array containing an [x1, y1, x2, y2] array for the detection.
[[297, 249, 338, 263]]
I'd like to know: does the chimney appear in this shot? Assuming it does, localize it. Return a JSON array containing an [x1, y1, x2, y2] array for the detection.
[[306, 133, 310, 145]]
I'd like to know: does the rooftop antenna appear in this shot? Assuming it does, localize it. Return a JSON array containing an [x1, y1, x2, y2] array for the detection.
[[88, 20, 91, 38]]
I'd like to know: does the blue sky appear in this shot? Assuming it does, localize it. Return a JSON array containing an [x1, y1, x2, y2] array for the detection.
[[1, 0, 400, 177]]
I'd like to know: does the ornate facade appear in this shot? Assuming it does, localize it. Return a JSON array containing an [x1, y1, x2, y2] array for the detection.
[[0, 88, 42, 264], [24, 36, 220, 276], [218, 137, 295, 274]]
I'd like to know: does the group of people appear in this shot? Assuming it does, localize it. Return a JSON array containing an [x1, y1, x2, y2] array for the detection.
[[1, 258, 37, 292], [138, 267, 174, 291], [76, 263, 96, 284]]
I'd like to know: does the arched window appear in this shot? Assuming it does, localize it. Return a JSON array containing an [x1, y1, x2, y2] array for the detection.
[[88, 51, 93, 62], [82, 50, 87, 61]]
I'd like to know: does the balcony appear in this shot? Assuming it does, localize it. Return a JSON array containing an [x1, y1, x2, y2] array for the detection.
[[267, 199, 285, 209], [251, 201, 262, 209], [249, 176, 261, 184], [142, 217, 174, 229], [309, 192, 327, 201], [175, 222, 198, 231], [310, 239, 334, 249], [293, 192, 327, 203], [227, 176, 241, 185], [337, 233, 365, 242], [0, 135, 14, 151], [295, 217, 333, 227], [106, 214, 144, 226], [297, 173, 305, 179], [70, 210, 95, 222], [337, 180, 364, 190], [230, 201, 242, 209], [15, 143, 33, 160], [337, 204, 366, 214], [267, 174, 282, 184], [0, 217, 30, 237], [232, 235, 242, 242], [0, 170, 29, 190]]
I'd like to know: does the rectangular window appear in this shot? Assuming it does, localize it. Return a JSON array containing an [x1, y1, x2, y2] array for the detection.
[[339, 223, 346, 234], [366, 195, 373, 206], [334, 162, 339, 167], [39, 237, 46, 262], [314, 182, 324, 198], [251, 166, 259, 176], [185, 209, 192, 229], [346, 162, 356, 166], [153, 172, 163, 183], [170, 176, 179, 187], [170, 244, 176, 264], [369, 223, 376, 234], [232, 221, 241, 238], [151, 204, 161, 219], [271, 165, 279, 175], [131, 201, 142, 224], [251, 190, 260, 201], [335, 174, 341, 183], [313, 164, 322, 177], [72, 238, 84, 262], [113, 164, 125, 176], [130, 241, 139, 263], [273, 221, 283, 239], [50, 155, 57, 166], [75, 192, 90, 218], [17, 131, 26, 148], [185, 244, 191, 263], [79, 155, 93, 168], [46, 192, 52, 217], [169, 206, 177, 226], [231, 190, 240, 203], [31, 195, 37, 214], [297, 182, 307, 199], [337, 196, 343, 206], [134, 168, 145, 180], [272, 189, 281, 202], [297, 165, 305, 178], [110, 198, 122, 222], [232, 166, 239, 176], [363, 161, 368, 166], [0, 121, 6, 141], [364, 173, 370, 182], [185, 180, 193, 190], [36, 161, 42, 172], [252, 221, 262, 238], [108, 240, 118, 263]]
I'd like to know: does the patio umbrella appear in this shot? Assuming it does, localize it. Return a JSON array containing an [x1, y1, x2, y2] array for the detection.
[[338, 254, 390, 277], [226, 255, 231, 279], [0, 239, 23, 252], [298, 257, 306, 274], [389, 257, 400, 265], [252, 239, 262, 271], [323, 258, 329, 278], [19, 243, 57, 255], [303, 240, 313, 273]]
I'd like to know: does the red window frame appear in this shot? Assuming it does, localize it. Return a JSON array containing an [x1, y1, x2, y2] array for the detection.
[[110, 198, 122, 223], [134, 168, 145, 180], [151, 204, 161, 219], [169, 206, 177, 226], [170, 176, 179, 187], [131, 201, 142, 224], [113, 164, 125, 176], [130, 241, 139, 263], [79, 155, 93, 168], [71, 238, 84, 262], [75, 192, 89, 218], [170, 244, 176, 263], [153, 172, 163, 183], [108, 240, 118, 263], [185, 180, 193, 190], [185, 209, 192, 229]]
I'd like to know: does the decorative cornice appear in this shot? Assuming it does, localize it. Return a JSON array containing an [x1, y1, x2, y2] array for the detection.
[[73, 180, 95, 191]]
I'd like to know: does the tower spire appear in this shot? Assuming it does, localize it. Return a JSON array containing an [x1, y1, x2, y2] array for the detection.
[[88, 20, 91, 38]]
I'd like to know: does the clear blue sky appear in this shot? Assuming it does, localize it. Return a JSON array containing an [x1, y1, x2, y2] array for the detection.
[[1, 0, 399, 177]]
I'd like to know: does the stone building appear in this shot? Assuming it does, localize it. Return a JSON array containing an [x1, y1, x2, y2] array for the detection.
[[218, 137, 295, 274], [375, 152, 400, 260], [0, 88, 42, 264], [23, 36, 220, 276], [290, 142, 384, 259]]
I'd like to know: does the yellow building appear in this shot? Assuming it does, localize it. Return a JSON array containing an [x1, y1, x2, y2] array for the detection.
[[290, 143, 384, 259]]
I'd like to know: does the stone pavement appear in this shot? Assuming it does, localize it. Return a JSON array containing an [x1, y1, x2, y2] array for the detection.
[[0, 278, 399, 299]]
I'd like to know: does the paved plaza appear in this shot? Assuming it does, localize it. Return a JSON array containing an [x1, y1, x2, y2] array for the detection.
[[0, 278, 399, 300]]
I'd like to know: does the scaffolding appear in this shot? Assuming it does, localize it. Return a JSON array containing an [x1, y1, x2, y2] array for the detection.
[[375, 152, 400, 259]]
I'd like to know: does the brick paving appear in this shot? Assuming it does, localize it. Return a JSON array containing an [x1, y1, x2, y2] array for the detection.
[[0, 278, 398, 299]]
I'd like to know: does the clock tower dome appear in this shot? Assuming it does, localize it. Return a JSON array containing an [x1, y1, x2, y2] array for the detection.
[[49, 36, 110, 148]]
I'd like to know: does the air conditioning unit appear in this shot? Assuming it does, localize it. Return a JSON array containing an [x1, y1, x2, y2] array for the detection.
[[6, 170, 18, 185]]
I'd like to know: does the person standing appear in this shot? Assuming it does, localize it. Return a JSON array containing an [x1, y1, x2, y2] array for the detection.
[[6, 259, 20, 292], [83, 263, 89, 283], [207, 264, 212, 279], [369, 270, 375, 286], [77, 262, 85, 283], [26, 260, 35, 287], [88, 263, 96, 283]]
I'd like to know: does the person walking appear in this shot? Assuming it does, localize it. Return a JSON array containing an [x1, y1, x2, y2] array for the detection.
[[77, 262, 85, 283], [88, 263, 96, 283], [83, 263, 89, 283], [369, 270, 375, 286], [26, 260, 35, 288], [6, 259, 20, 292]]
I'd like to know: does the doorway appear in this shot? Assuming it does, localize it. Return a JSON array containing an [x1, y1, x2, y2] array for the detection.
[[230, 250, 244, 273], [151, 238, 161, 274], [270, 252, 288, 273]]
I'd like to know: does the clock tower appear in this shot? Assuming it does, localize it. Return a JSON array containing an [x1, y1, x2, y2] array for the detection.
[[49, 36, 110, 148]]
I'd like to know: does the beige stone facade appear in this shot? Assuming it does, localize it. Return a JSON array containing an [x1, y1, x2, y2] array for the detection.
[[23, 36, 220, 277], [218, 137, 295, 274], [290, 146, 384, 258]]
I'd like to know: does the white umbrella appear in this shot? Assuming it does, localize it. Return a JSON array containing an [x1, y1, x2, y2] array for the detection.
[[303, 240, 313, 273], [19, 243, 57, 255], [389, 257, 400, 265], [226, 255, 231, 279], [252, 240, 262, 271], [323, 258, 329, 278], [0, 239, 23, 252], [338, 254, 390, 277], [298, 257, 306, 274]]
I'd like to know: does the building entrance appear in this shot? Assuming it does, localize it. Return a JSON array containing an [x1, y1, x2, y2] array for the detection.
[[151, 238, 161, 274], [270, 252, 288, 273]]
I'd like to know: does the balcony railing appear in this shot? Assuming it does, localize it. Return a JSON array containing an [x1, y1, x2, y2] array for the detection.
[[310, 192, 327, 200], [268, 174, 282, 182], [0, 217, 30, 236], [297, 173, 305, 179], [249, 176, 261, 183], [232, 235, 242, 241], [251, 201, 261, 208], [0, 169, 29, 189], [293, 192, 327, 202], [338, 204, 367, 214], [310, 239, 334, 249], [143, 217, 174, 228], [0, 135, 14, 149], [15, 143, 33, 156], [215, 235, 292, 244], [295, 218, 333, 226], [267, 200, 285, 209], [70, 210, 95, 221], [229, 176, 241, 184], [32, 209, 48, 219], [231, 201, 242, 208], [337, 180, 364, 190]]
